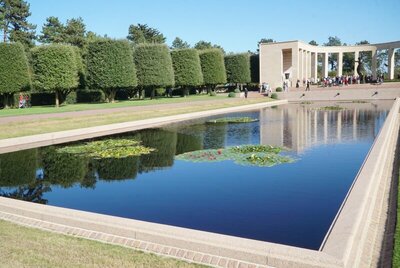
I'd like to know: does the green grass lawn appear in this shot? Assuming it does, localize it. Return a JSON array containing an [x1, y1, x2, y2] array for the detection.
[[393, 174, 400, 267], [0, 95, 227, 117], [0, 98, 269, 139], [0, 220, 207, 268]]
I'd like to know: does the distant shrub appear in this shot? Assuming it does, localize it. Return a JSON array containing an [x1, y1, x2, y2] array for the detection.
[[271, 93, 278, 99], [65, 91, 77, 104], [228, 92, 236, 98], [209, 91, 217, 96], [76, 89, 105, 103], [234, 88, 241, 93], [155, 87, 166, 96], [275, 87, 283, 92]]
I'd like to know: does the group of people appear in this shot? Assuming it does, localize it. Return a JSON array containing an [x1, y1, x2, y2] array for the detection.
[[320, 74, 385, 87], [260, 82, 273, 95], [18, 94, 29, 108]]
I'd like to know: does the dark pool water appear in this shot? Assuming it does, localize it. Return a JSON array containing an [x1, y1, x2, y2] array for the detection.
[[0, 101, 392, 249]]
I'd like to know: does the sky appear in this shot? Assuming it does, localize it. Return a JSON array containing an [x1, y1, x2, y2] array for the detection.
[[28, 0, 400, 53]]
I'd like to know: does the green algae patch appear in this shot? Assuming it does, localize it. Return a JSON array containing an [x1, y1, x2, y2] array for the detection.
[[317, 106, 345, 111], [176, 144, 295, 167], [206, 117, 259, 124], [56, 139, 155, 159]]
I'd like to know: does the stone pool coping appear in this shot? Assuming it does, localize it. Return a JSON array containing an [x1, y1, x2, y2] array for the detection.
[[0, 98, 399, 267], [0, 100, 287, 154]]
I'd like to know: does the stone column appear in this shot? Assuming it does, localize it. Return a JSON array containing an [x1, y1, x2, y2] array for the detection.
[[303, 50, 307, 80], [371, 49, 377, 79], [388, 48, 395, 80], [311, 52, 318, 80], [354, 51, 359, 75], [308, 51, 312, 79], [299, 49, 303, 82], [292, 47, 300, 83], [323, 52, 329, 78], [338, 52, 343, 77]]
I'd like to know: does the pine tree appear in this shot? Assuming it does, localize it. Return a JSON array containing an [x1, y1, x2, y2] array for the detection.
[[38, 16, 64, 44], [0, 0, 36, 48]]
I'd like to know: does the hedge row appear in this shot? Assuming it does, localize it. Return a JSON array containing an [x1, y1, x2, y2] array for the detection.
[[0, 41, 261, 108]]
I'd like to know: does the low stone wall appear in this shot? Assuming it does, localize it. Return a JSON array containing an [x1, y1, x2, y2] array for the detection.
[[320, 97, 400, 267], [0, 99, 399, 267]]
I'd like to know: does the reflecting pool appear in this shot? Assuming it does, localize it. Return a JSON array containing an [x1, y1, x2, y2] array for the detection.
[[0, 101, 392, 249]]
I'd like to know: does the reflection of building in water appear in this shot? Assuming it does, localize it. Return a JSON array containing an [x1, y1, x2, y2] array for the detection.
[[260, 103, 390, 153]]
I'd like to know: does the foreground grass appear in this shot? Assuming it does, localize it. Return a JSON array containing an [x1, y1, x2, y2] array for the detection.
[[393, 174, 400, 267], [0, 98, 269, 139], [0, 95, 227, 117], [0, 220, 206, 268]]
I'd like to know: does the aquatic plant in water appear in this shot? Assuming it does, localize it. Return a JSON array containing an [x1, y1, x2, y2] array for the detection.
[[317, 106, 345, 111], [206, 117, 259, 124], [175, 144, 295, 167], [56, 139, 155, 159]]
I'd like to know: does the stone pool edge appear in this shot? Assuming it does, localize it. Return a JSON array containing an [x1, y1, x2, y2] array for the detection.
[[319, 97, 400, 267], [0, 100, 287, 154], [0, 98, 398, 268]]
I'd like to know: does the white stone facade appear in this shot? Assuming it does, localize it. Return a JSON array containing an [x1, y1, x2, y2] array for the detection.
[[259, 40, 400, 89]]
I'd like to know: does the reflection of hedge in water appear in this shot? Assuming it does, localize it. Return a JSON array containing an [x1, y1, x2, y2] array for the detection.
[[175, 133, 203, 155], [41, 147, 88, 188], [203, 124, 226, 149], [94, 156, 139, 181], [139, 129, 177, 172], [0, 149, 37, 187], [0, 179, 51, 204]]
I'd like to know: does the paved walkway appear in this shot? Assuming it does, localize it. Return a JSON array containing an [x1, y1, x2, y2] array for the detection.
[[286, 81, 400, 92], [0, 92, 264, 125]]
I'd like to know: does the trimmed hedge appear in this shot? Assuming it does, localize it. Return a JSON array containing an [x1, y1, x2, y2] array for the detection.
[[199, 49, 226, 88], [224, 53, 251, 84], [250, 54, 260, 83], [171, 48, 203, 89], [0, 42, 31, 107], [134, 43, 175, 98], [86, 40, 137, 102], [31, 44, 78, 107], [76, 89, 105, 103], [30, 92, 55, 106]]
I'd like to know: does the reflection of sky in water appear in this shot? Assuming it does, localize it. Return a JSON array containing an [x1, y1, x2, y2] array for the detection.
[[0, 101, 392, 250]]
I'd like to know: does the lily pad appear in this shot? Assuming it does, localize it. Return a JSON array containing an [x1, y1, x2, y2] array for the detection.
[[206, 117, 259, 124], [56, 139, 155, 159], [176, 144, 295, 167]]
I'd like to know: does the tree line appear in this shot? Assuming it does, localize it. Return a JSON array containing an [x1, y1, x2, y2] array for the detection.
[[0, 0, 261, 108]]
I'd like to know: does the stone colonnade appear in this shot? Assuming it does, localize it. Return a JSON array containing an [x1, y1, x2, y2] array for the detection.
[[259, 40, 400, 88]]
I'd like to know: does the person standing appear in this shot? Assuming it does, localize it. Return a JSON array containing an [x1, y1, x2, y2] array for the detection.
[[244, 87, 248, 98], [306, 80, 310, 91]]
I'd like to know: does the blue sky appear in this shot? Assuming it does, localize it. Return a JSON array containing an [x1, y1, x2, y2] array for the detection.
[[28, 0, 399, 53]]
